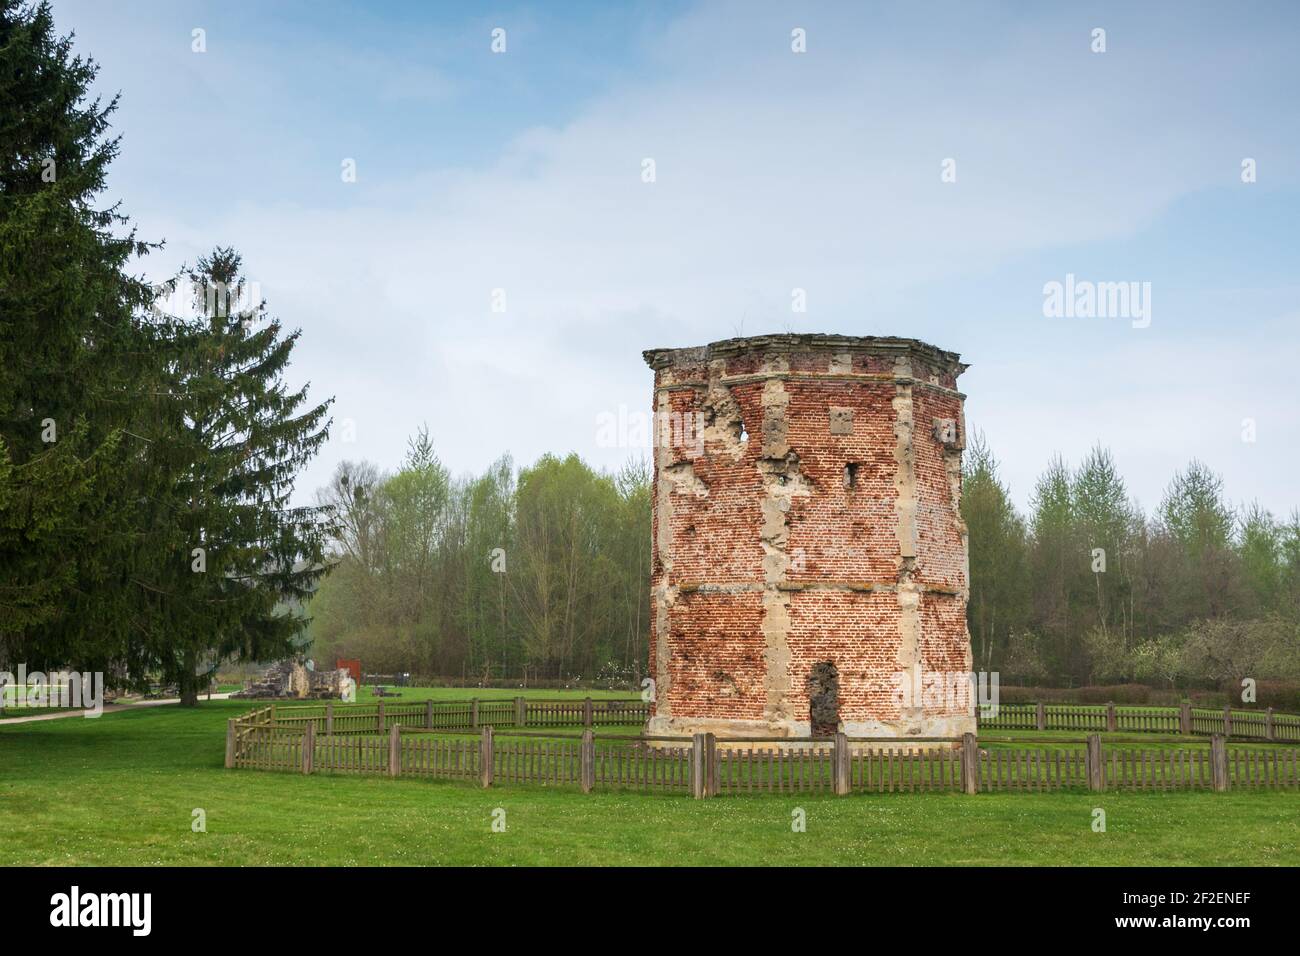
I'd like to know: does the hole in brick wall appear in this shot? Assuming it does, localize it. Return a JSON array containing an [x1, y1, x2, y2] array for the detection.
[[843, 462, 860, 489], [808, 661, 840, 736], [739, 423, 749, 444]]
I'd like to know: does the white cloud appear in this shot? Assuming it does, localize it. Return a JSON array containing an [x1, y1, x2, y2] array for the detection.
[[58, 0, 1300, 513]]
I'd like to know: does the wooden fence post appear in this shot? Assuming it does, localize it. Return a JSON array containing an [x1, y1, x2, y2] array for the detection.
[[270, 703, 277, 723], [583, 697, 594, 728], [377, 699, 385, 734], [705, 733, 719, 797], [691, 734, 707, 799], [1086, 734, 1104, 791], [1035, 701, 1046, 732], [1222, 704, 1232, 738], [1210, 734, 1228, 791], [961, 733, 979, 794], [479, 726, 494, 788], [833, 733, 850, 795], [471, 698, 479, 729], [303, 722, 315, 775], [515, 696, 526, 727], [1266, 707, 1275, 741], [388, 724, 400, 778], [325, 701, 334, 736], [224, 719, 235, 768], [1179, 700, 1191, 735], [1105, 702, 1117, 733], [580, 729, 594, 794]]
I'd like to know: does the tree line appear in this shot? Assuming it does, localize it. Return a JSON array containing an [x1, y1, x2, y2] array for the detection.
[[307, 438, 651, 683], [0, 2, 332, 703], [310, 427, 1300, 693], [965, 434, 1300, 689]]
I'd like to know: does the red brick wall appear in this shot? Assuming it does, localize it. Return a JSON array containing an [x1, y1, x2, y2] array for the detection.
[[646, 336, 970, 733]]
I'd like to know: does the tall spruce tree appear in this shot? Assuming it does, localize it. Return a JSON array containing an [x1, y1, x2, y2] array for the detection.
[[144, 248, 334, 704], [0, 0, 159, 669]]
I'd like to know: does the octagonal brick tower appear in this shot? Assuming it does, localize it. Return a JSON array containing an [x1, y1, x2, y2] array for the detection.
[[642, 334, 975, 740]]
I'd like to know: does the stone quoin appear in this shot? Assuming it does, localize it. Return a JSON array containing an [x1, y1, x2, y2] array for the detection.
[[643, 334, 975, 741]]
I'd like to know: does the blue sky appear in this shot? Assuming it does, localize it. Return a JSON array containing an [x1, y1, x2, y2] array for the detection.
[[53, 0, 1300, 519]]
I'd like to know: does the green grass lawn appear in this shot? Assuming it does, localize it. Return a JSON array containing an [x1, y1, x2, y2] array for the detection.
[[0, 705, 81, 718], [2, 690, 1296, 866]]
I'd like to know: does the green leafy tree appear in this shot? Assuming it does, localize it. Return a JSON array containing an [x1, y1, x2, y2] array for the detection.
[[1237, 501, 1281, 615], [458, 455, 515, 679], [510, 454, 622, 676], [1027, 455, 1079, 678], [960, 432, 1029, 672], [1279, 511, 1300, 622], [611, 458, 652, 675], [1158, 460, 1240, 620], [1071, 445, 1140, 650]]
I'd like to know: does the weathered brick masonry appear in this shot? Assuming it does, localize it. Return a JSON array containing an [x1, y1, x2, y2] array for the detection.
[[643, 334, 975, 740]]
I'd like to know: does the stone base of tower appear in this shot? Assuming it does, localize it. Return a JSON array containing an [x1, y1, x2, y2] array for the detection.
[[645, 713, 975, 747]]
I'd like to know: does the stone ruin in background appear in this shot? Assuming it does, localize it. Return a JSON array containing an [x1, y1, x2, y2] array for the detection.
[[232, 660, 350, 699]]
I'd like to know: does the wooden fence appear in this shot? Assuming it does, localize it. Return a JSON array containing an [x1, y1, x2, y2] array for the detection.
[[240, 696, 650, 738], [227, 716, 1300, 798], [245, 697, 1300, 743], [978, 701, 1300, 741]]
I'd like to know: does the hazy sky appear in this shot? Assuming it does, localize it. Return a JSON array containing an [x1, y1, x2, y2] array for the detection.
[[54, 0, 1300, 519]]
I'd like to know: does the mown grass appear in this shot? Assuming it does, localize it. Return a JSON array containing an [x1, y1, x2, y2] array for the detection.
[[0, 706, 80, 718], [2, 689, 1297, 866]]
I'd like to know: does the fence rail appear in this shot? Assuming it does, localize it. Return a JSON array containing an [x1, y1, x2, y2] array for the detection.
[[237, 696, 650, 738], [978, 701, 1300, 741]]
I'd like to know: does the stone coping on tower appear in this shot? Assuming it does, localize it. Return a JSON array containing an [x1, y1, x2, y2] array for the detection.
[[642, 333, 968, 378]]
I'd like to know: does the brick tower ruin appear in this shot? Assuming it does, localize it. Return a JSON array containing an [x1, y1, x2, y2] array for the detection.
[[643, 334, 975, 740]]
